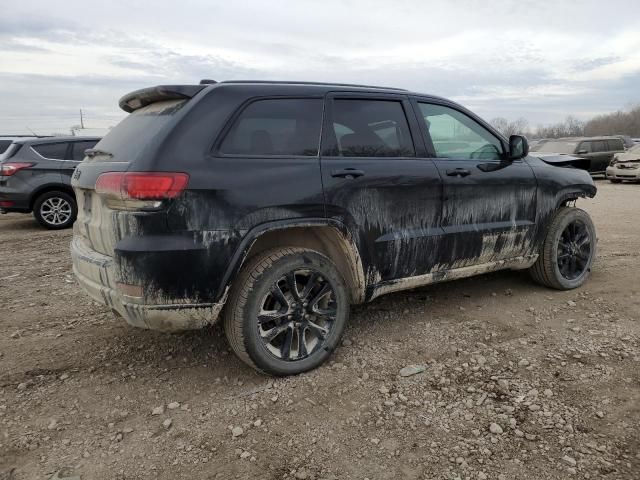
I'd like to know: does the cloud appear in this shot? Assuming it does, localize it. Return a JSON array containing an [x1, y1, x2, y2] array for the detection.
[[0, 0, 639, 133]]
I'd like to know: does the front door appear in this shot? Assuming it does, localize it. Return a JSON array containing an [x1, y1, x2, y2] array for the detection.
[[412, 100, 538, 268], [320, 93, 443, 283]]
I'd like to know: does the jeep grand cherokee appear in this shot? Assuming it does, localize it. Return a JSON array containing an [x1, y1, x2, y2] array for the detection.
[[71, 80, 597, 375]]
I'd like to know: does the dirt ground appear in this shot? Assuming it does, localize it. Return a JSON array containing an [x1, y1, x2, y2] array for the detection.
[[1, 180, 638, 480]]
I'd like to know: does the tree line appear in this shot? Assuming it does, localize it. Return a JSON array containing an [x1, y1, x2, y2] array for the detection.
[[490, 104, 640, 139]]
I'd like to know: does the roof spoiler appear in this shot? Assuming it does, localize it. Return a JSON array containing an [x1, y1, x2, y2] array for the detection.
[[118, 85, 207, 113]]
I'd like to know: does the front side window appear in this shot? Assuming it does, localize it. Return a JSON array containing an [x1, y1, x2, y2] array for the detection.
[[578, 142, 592, 153], [32, 142, 69, 160], [219, 98, 322, 156], [328, 99, 415, 157], [418, 103, 503, 160]]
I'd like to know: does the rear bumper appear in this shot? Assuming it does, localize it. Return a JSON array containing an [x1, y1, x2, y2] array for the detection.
[[606, 166, 640, 180], [70, 236, 224, 331]]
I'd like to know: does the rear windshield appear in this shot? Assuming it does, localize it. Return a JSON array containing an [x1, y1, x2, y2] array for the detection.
[[0, 140, 12, 154], [92, 100, 186, 161], [537, 141, 579, 154], [0, 143, 20, 161]]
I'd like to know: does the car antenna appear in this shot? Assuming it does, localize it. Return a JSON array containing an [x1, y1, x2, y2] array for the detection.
[[26, 126, 38, 136]]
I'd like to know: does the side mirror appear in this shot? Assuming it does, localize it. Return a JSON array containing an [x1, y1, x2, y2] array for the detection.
[[508, 135, 529, 160], [576, 149, 588, 155]]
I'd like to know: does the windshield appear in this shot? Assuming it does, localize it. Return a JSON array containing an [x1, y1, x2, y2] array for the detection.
[[537, 141, 579, 154]]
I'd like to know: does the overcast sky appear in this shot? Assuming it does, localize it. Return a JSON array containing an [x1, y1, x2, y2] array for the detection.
[[1, 0, 639, 134]]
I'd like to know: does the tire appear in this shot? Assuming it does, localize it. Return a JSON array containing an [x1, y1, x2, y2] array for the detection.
[[33, 191, 77, 230], [609, 179, 622, 184], [224, 247, 350, 376], [529, 207, 596, 290]]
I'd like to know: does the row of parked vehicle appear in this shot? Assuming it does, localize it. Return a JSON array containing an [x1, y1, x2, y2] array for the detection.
[[0, 135, 100, 228], [529, 136, 640, 182]]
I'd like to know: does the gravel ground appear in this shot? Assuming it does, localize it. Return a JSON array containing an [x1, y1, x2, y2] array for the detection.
[[1, 180, 639, 480]]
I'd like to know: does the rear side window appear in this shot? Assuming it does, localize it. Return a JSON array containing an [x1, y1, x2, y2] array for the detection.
[[328, 99, 415, 157], [607, 139, 624, 151], [32, 142, 69, 160], [219, 99, 323, 156], [70, 140, 99, 160]]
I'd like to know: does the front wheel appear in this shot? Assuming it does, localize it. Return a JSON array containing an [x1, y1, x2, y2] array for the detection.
[[33, 191, 77, 230], [223, 247, 350, 376], [609, 179, 622, 184], [529, 207, 596, 290]]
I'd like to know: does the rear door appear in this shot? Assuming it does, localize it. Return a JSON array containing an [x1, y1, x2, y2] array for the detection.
[[60, 140, 99, 184], [320, 93, 443, 282], [30, 141, 71, 184], [412, 99, 537, 267], [586, 140, 609, 173]]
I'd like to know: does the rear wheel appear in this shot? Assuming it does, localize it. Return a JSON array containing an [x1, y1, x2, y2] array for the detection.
[[529, 207, 596, 290], [224, 247, 349, 375], [33, 191, 77, 230]]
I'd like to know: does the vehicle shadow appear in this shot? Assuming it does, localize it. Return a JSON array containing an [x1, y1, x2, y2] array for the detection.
[[0, 214, 44, 232]]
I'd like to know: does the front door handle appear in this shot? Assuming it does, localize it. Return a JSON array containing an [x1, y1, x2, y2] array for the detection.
[[445, 168, 471, 177], [331, 168, 365, 179]]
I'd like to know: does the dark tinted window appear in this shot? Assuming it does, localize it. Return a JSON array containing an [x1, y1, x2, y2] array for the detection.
[[578, 142, 592, 153], [219, 99, 322, 156], [71, 140, 99, 160], [96, 99, 186, 163], [329, 99, 414, 157], [32, 142, 69, 159], [0, 140, 12, 154], [591, 141, 606, 153], [607, 139, 624, 151]]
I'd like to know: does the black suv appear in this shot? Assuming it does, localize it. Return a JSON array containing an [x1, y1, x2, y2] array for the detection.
[[535, 136, 625, 174], [71, 81, 597, 375], [0, 136, 100, 229]]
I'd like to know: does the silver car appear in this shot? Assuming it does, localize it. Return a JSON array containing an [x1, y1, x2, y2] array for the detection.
[[606, 144, 640, 183]]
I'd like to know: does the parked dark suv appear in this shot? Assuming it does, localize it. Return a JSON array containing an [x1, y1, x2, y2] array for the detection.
[[71, 81, 597, 375], [0, 136, 100, 229], [535, 136, 625, 174]]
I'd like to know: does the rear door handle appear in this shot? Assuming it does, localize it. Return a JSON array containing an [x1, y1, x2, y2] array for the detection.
[[445, 168, 471, 177], [331, 168, 365, 179]]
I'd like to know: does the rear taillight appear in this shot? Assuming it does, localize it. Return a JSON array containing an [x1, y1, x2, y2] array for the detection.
[[0, 162, 33, 177], [95, 172, 189, 200]]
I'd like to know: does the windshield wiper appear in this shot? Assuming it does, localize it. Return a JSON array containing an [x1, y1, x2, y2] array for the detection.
[[84, 148, 113, 158]]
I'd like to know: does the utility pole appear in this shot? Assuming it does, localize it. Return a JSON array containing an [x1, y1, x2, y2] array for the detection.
[[80, 109, 85, 129]]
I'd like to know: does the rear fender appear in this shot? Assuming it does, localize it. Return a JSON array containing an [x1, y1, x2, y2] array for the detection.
[[219, 219, 366, 304]]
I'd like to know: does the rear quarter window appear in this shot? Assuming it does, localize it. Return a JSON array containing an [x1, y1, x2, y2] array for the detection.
[[32, 142, 69, 160]]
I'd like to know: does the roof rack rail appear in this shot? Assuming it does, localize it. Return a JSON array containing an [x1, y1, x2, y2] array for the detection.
[[218, 80, 408, 91], [199, 79, 217, 85]]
